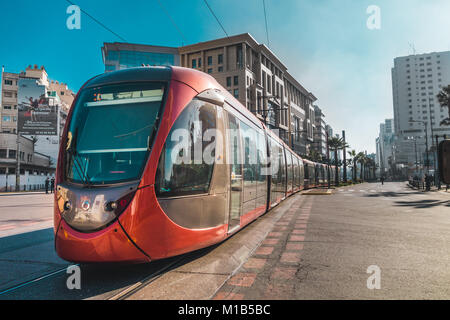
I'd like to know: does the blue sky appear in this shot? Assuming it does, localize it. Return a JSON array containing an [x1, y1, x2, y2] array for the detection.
[[1, 0, 450, 154]]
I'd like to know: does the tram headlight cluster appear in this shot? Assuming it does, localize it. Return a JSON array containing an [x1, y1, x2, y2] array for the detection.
[[60, 191, 136, 232]]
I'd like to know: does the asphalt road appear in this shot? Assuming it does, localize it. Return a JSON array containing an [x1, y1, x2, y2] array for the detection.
[[212, 182, 450, 300], [0, 192, 54, 237], [0, 182, 449, 299]]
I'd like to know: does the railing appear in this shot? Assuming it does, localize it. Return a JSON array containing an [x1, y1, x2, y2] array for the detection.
[[0, 184, 46, 192]]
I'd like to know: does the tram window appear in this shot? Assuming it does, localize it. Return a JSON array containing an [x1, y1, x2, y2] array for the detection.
[[286, 150, 293, 192], [155, 100, 216, 197], [240, 122, 257, 185], [66, 82, 166, 185]]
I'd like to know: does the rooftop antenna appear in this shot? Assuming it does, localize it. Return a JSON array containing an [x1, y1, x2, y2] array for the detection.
[[408, 42, 416, 56]]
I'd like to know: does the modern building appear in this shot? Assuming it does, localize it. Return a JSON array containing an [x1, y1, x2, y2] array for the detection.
[[101, 33, 320, 157], [391, 51, 450, 172], [102, 42, 180, 72]]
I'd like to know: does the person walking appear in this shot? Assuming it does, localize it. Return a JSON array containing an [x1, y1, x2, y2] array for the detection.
[[380, 176, 385, 185], [50, 177, 55, 194], [45, 177, 50, 194]]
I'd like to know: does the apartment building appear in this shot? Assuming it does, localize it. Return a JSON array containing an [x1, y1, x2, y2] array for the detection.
[[313, 105, 328, 157], [392, 51, 450, 167], [178, 33, 317, 155], [0, 65, 74, 167]]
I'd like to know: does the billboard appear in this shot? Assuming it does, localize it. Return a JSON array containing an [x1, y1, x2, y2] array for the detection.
[[18, 78, 57, 135]]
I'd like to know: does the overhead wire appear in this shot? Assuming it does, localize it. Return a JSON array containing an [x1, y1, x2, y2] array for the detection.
[[64, 0, 128, 42], [203, 0, 230, 39]]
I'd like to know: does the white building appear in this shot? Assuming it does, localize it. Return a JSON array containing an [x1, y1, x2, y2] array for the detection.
[[376, 119, 395, 175], [392, 51, 450, 170]]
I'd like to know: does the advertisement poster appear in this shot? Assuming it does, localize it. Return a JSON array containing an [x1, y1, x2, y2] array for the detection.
[[17, 78, 57, 135]]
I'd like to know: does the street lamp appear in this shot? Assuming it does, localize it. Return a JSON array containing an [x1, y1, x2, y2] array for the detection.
[[409, 120, 429, 174]]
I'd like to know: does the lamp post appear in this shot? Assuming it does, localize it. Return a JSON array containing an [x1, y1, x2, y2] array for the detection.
[[409, 120, 429, 174]]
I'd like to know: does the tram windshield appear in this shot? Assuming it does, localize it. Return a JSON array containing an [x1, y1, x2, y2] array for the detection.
[[65, 82, 166, 185]]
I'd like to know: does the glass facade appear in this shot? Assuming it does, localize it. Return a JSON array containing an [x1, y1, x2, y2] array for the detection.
[[106, 50, 176, 70], [103, 43, 180, 72]]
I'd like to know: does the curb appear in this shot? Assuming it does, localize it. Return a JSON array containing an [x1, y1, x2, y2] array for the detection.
[[122, 194, 302, 300]]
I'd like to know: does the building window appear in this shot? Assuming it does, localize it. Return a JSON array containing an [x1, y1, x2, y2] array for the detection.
[[233, 76, 238, 86], [218, 66, 223, 72], [192, 59, 197, 68], [0, 149, 6, 158], [226, 77, 231, 87], [4, 79, 13, 85], [207, 68, 213, 74], [8, 150, 16, 159], [207, 56, 212, 66], [218, 54, 223, 64], [233, 89, 239, 99], [2, 116, 11, 122], [3, 105, 11, 110]]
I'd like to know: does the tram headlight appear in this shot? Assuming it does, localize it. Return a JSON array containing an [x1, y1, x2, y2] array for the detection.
[[61, 191, 136, 232]]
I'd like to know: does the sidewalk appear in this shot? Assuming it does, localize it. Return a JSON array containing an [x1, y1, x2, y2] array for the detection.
[[212, 197, 313, 300]]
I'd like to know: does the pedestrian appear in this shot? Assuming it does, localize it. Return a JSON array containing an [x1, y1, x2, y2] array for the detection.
[[380, 176, 385, 185], [50, 177, 55, 194], [45, 177, 50, 194], [425, 174, 431, 191]]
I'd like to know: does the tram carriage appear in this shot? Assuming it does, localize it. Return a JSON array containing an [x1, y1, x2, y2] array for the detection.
[[54, 66, 332, 263]]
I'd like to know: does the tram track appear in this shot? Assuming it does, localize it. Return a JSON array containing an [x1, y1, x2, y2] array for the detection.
[[107, 255, 188, 300], [0, 251, 197, 300], [0, 265, 74, 297]]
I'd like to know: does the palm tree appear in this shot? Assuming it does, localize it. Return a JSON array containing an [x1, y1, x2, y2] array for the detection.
[[307, 149, 322, 162], [437, 84, 450, 126], [348, 149, 357, 182], [328, 136, 349, 186], [356, 152, 366, 181]]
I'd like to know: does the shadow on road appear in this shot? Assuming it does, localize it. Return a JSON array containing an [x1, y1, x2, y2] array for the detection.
[[0, 228, 54, 255], [364, 191, 424, 198], [393, 199, 450, 209], [0, 228, 220, 300]]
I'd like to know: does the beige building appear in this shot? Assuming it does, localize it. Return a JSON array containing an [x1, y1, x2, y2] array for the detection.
[[1, 65, 75, 133], [178, 33, 317, 156], [102, 33, 319, 156]]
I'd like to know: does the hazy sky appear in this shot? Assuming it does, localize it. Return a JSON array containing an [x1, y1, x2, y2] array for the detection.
[[1, 0, 450, 153]]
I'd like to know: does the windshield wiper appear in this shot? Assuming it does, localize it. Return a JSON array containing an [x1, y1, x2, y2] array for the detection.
[[67, 129, 93, 188]]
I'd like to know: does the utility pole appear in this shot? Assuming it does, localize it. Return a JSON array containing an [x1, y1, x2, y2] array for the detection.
[[15, 134, 20, 191]]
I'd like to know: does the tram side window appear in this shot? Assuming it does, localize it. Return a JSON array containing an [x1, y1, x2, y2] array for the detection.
[[240, 121, 257, 189], [286, 150, 293, 191], [155, 100, 217, 197]]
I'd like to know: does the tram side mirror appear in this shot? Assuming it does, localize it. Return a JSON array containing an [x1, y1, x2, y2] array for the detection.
[[438, 139, 450, 184]]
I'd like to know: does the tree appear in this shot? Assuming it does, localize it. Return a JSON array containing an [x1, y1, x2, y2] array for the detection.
[[356, 152, 367, 181], [348, 149, 357, 182], [307, 149, 323, 162], [437, 84, 450, 126], [328, 136, 349, 186]]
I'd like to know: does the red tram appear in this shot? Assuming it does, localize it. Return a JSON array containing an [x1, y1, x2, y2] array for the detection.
[[54, 67, 336, 263]]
